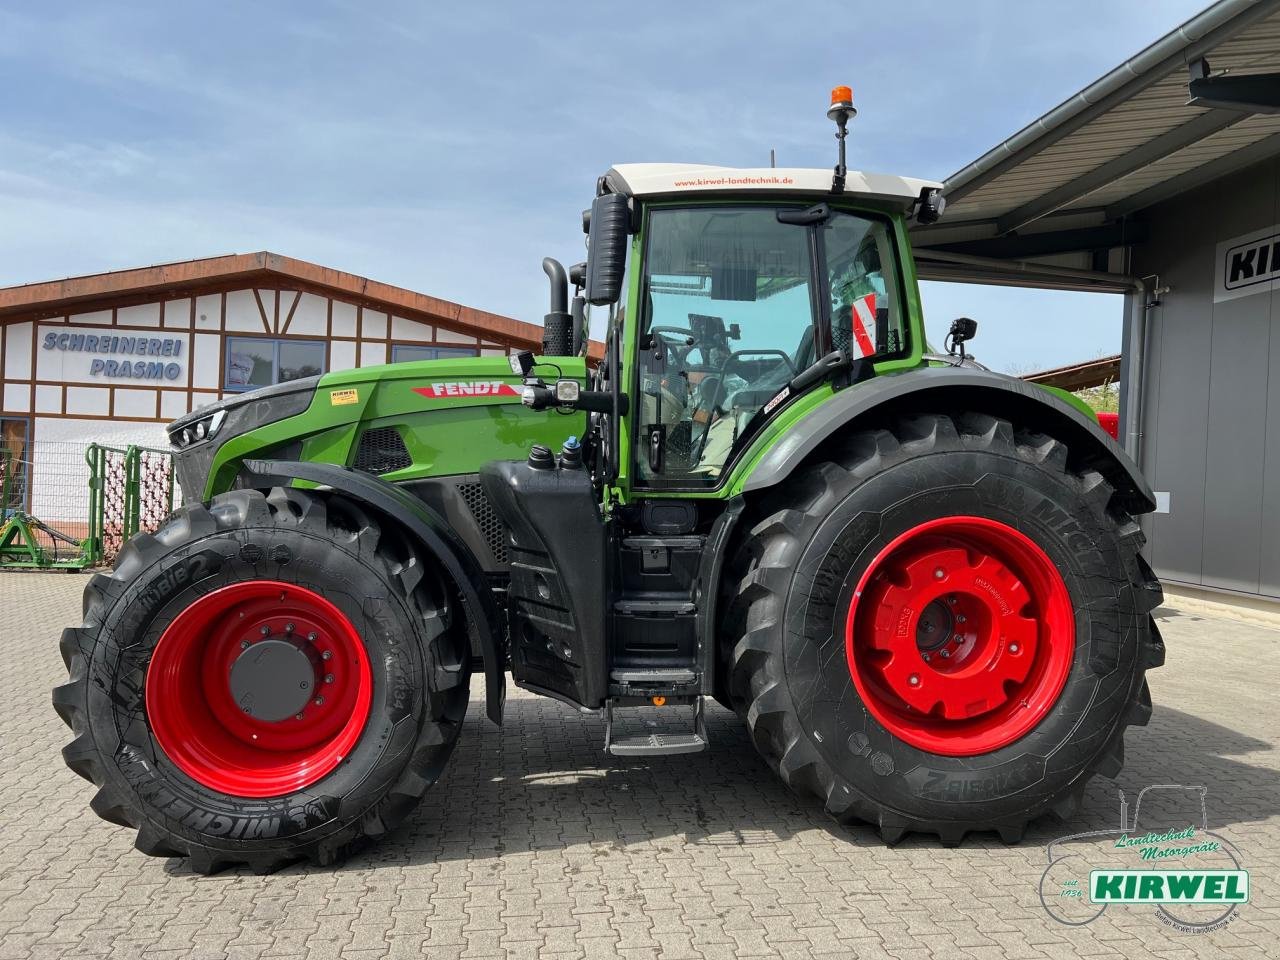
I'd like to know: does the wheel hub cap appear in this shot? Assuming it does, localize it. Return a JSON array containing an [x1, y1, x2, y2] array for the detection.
[[229, 639, 317, 723], [845, 516, 1074, 756]]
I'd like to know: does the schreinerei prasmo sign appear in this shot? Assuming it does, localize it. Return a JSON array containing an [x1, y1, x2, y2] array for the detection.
[[37, 326, 189, 385], [1214, 223, 1280, 303]]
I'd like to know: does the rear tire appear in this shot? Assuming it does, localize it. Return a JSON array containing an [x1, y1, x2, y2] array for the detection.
[[52, 487, 470, 872], [725, 413, 1164, 844]]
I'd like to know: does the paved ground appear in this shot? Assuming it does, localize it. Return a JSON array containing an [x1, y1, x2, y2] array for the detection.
[[1, 571, 1277, 960]]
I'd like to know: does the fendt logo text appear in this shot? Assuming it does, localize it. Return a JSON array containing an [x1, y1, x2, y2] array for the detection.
[[411, 381, 521, 400], [1224, 232, 1280, 291]]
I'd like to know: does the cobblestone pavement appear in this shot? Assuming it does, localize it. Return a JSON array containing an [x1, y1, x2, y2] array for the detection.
[[1, 571, 1277, 959]]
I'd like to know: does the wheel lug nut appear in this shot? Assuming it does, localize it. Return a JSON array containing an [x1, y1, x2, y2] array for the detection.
[[260, 625, 270, 636], [295, 712, 304, 720], [921, 653, 930, 662], [314, 696, 324, 706], [1009, 643, 1020, 654], [956, 615, 966, 624], [285, 622, 295, 633], [321, 650, 331, 660], [908, 674, 920, 686], [324, 674, 334, 684], [308, 632, 318, 642], [933, 568, 945, 580], [940, 649, 950, 659], [241, 640, 250, 649], [948, 595, 957, 605]]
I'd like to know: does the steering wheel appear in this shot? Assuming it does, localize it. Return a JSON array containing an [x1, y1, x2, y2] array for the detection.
[[648, 326, 697, 371], [687, 350, 798, 464]]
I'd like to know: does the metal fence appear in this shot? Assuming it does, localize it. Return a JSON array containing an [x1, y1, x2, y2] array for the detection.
[[2, 440, 98, 568], [0, 440, 174, 570], [87, 444, 176, 567]]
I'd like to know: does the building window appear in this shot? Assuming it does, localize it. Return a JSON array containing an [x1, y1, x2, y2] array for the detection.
[[225, 338, 326, 391], [1, 416, 30, 514], [391, 344, 480, 363]]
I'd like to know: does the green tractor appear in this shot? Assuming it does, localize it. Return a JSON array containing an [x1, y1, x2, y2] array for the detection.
[[54, 90, 1163, 872]]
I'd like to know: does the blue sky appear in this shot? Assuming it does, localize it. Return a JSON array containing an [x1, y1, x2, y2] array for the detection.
[[0, 1, 1208, 373]]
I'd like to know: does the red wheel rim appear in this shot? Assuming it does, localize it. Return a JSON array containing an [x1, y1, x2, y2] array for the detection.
[[845, 516, 1074, 756], [145, 581, 372, 797]]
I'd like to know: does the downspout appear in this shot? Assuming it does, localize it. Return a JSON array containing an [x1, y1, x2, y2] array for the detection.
[[1119, 278, 1152, 465], [915, 249, 1149, 462]]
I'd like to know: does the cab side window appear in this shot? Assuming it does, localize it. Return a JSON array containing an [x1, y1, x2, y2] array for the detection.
[[825, 215, 903, 358]]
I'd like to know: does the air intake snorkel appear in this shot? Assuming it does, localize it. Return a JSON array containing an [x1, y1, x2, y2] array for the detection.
[[541, 257, 574, 357]]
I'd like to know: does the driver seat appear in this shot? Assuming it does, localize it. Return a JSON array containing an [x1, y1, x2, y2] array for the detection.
[[794, 324, 817, 371]]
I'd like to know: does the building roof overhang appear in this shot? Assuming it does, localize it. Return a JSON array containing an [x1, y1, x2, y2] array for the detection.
[[0, 251, 606, 356], [914, 0, 1280, 281]]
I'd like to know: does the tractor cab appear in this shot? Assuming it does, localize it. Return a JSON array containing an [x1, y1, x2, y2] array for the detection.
[[630, 201, 906, 485], [517, 170, 944, 494]]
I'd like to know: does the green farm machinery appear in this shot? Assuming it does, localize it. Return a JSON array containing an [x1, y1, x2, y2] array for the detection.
[[54, 89, 1163, 872]]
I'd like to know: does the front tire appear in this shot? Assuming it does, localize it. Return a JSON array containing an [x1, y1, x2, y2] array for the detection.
[[53, 487, 470, 872], [726, 413, 1164, 844]]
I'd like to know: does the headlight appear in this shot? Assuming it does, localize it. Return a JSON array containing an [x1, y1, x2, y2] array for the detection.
[[171, 409, 226, 449]]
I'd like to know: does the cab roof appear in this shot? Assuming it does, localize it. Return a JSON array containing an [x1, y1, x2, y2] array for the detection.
[[606, 163, 940, 207]]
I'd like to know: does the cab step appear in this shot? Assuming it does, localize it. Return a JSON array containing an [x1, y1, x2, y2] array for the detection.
[[604, 696, 709, 756]]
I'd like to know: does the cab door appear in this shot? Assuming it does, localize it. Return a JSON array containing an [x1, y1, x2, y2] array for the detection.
[[632, 205, 820, 489], [631, 204, 910, 492]]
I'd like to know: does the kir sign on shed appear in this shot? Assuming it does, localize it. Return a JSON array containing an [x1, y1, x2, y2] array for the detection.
[[1215, 224, 1280, 303]]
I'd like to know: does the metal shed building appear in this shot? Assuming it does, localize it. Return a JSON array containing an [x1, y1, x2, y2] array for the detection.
[[914, 0, 1280, 602]]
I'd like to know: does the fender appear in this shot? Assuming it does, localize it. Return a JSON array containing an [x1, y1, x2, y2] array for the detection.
[[241, 458, 506, 725], [743, 367, 1156, 514]]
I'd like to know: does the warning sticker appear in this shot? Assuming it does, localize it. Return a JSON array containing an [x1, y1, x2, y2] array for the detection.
[[849, 292, 877, 359], [329, 388, 359, 406]]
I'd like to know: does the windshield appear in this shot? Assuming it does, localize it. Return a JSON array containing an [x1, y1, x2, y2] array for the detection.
[[634, 205, 903, 488]]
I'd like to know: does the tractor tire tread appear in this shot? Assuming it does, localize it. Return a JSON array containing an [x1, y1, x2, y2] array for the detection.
[[53, 486, 469, 871], [725, 412, 1161, 845]]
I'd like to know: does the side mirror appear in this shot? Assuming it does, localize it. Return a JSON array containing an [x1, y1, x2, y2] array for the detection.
[[585, 193, 630, 306]]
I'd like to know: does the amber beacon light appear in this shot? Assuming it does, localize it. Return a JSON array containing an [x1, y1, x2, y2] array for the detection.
[[827, 85, 857, 192]]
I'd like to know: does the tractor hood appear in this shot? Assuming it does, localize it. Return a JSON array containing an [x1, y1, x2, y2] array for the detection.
[[168, 356, 590, 503]]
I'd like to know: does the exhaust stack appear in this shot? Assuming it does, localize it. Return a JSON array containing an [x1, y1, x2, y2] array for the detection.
[[541, 257, 573, 356]]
